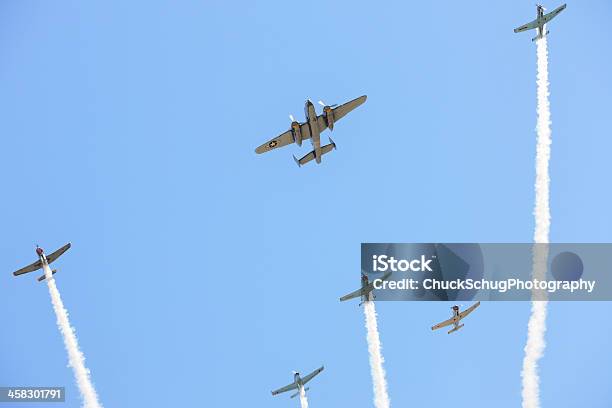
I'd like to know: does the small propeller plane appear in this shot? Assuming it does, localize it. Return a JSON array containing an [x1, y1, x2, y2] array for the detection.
[[339, 272, 392, 305], [271, 366, 324, 399], [12, 243, 71, 282], [431, 301, 481, 334], [255, 95, 367, 166], [514, 4, 567, 41]]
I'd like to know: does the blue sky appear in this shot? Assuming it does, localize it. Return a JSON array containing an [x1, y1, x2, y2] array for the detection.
[[1, 0, 611, 407]]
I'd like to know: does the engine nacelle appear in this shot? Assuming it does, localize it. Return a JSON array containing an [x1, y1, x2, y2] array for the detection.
[[323, 106, 335, 130], [291, 121, 303, 146]]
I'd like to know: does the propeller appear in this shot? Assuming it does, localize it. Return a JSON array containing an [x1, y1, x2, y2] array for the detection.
[[289, 114, 296, 122], [318, 100, 337, 108]]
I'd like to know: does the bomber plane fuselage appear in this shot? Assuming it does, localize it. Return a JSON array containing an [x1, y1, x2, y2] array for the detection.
[[304, 100, 322, 163]]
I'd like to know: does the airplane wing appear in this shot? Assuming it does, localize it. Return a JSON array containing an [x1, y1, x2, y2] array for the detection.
[[271, 381, 298, 396], [514, 19, 539, 33], [458, 301, 481, 320], [46, 243, 71, 264], [339, 287, 365, 302], [255, 123, 312, 154], [431, 316, 455, 331], [12, 259, 43, 276], [543, 4, 567, 24], [301, 366, 324, 385], [317, 95, 367, 132], [339, 272, 391, 302]]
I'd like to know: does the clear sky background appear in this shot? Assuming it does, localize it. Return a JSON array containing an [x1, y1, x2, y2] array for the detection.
[[1, 1, 611, 407]]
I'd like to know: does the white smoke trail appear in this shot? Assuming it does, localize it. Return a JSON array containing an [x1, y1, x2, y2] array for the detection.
[[43, 264, 103, 408], [299, 386, 309, 408], [363, 298, 390, 408], [533, 34, 552, 245], [521, 32, 552, 408]]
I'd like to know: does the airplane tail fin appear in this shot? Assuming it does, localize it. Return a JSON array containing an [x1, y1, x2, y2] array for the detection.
[[290, 387, 309, 398], [448, 324, 464, 334], [359, 293, 375, 306], [532, 30, 549, 42], [37, 269, 57, 282], [327, 137, 337, 150], [293, 141, 336, 166]]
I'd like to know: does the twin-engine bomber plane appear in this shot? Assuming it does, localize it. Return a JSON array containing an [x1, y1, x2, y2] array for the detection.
[[431, 301, 481, 334], [514, 3, 567, 41], [339, 272, 392, 306], [271, 366, 324, 399], [12, 243, 71, 282], [255, 95, 367, 166]]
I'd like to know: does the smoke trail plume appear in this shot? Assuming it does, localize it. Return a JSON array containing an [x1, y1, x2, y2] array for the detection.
[[521, 32, 552, 408], [299, 386, 309, 408], [43, 264, 103, 408], [363, 298, 390, 408]]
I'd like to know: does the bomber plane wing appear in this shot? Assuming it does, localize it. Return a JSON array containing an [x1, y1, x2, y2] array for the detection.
[[255, 125, 311, 155], [315, 95, 368, 133]]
